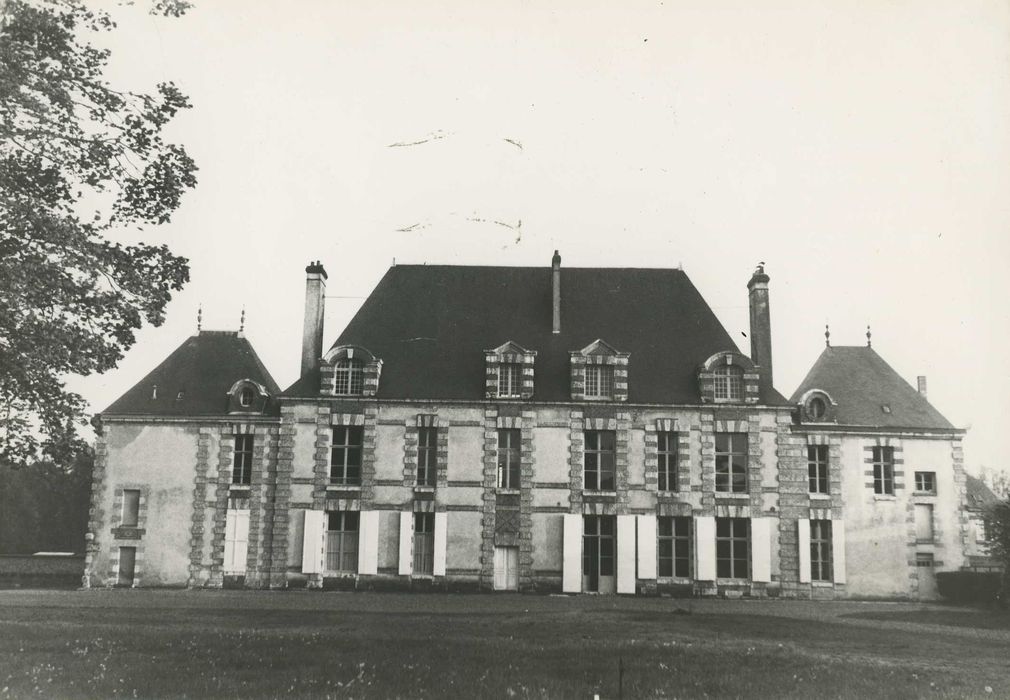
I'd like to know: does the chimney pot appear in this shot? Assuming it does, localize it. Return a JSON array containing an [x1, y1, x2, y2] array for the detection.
[[551, 250, 561, 334], [301, 261, 327, 378]]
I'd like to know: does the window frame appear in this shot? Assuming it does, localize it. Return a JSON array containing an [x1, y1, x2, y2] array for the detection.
[[810, 520, 833, 582], [413, 513, 435, 576], [585, 364, 615, 399], [334, 358, 365, 396], [715, 432, 748, 493], [713, 365, 744, 401], [584, 430, 616, 491], [417, 427, 438, 487], [497, 428, 521, 489], [914, 471, 936, 495], [715, 517, 749, 579], [872, 446, 895, 495], [807, 444, 829, 494], [330, 426, 363, 485], [658, 516, 692, 578], [658, 431, 679, 492], [121, 489, 141, 528], [325, 511, 359, 574], [233, 434, 254, 485], [497, 362, 522, 398]]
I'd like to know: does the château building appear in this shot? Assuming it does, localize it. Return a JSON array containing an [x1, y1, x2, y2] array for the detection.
[[84, 254, 969, 598]]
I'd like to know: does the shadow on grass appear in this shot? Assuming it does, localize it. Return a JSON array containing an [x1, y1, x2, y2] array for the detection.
[[840, 609, 1010, 631]]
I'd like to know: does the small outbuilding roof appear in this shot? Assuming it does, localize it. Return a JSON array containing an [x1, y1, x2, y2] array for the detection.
[[790, 346, 956, 430], [102, 331, 280, 416]]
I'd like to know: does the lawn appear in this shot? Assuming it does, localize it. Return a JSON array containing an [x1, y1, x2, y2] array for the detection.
[[1, 590, 1008, 699]]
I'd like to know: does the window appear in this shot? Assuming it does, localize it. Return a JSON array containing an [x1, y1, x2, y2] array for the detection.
[[808, 445, 829, 494], [585, 365, 614, 399], [497, 429, 521, 489], [714, 365, 743, 401], [915, 552, 934, 568], [584, 430, 616, 491], [872, 446, 894, 495], [325, 511, 358, 573], [330, 426, 363, 485], [658, 432, 678, 491], [334, 358, 364, 395], [716, 517, 749, 578], [914, 471, 936, 494], [239, 387, 255, 407], [715, 433, 748, 493], [413, 513, 435, 575], [417, 427, 438, 487], [810, 520, 833, 582], [498, 363, 522, 397], [121, 489, 140, 527], [915, 504, 934, 542], [658, 516, 691, 578], [233, 434, 254, 485], [807, 396, 826, 420]]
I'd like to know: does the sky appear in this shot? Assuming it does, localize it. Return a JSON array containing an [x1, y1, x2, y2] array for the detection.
[[75, 0, 1010, 476]]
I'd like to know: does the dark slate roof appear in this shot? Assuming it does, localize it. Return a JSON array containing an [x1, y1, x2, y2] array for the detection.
[[285, 265, 789, 405], [965, 475, 1000, 511], [103, 331, 281, 416], [790, 346, 956, 430]]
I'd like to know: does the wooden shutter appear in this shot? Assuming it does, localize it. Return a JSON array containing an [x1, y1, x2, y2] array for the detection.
[[562, 514, 582, 593], [751, 517, 772, 583], [616, 515, 636, 594], [797, 519, 811, 584], [636, 514, 657, 580], [433, 512, 448, 576], [398, 511, 413, 575], [301, 510, 324, 574], [831, 520, 846, 584], [357, 510, 378, 575], [694, 516, 716, 581]]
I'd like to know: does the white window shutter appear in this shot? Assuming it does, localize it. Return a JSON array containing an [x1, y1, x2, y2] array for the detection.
[[562, 513, 582, 593], [617, 514, 636, 594], [751, 517, 772, 583], [797, 519, 811, 584], [223, 512, 236, 574], [398, 511, 413, 576], [695, 516, 716, 581], [232, 510, 250, 575], [433, 512, 448, 576], [301, 510, 324, 575], [831, 520, 846, 584], [493, 547, 506, 590], [636, 514, 657, 580], [357, 511, 378, 575]]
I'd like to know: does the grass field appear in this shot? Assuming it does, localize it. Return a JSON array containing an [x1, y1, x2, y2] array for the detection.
[[1, 590, 1008, 699]]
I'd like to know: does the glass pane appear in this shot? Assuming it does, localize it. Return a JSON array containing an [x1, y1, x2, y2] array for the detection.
[[600, 431, 615, 451], [658, 518, 672, 537]]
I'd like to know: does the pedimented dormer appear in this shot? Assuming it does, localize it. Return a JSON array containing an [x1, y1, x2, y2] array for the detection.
[[485, 341, 536, 399], [320, 345, 382, 397], [570, 339, 629, 402], [698, 351, 760, 404]]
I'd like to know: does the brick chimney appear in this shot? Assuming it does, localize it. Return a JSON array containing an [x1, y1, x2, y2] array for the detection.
[[747, 263, 773, 389], [301, 261, 327, 378], [917, 375, 927, 399], [552, 250, 562, 334]]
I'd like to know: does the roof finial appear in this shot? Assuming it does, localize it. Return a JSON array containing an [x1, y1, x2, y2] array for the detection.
[[197, 304, 202, 332], [866, 325, 872, 347], [239, 306, 245, 332], [824, 323, 830, 347]]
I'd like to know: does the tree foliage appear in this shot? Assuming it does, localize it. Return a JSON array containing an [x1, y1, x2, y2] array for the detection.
[[0, 0, 196, 466], [984, 498, 1010, 606]]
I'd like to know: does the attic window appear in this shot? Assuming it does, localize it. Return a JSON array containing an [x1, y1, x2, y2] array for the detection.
[[881, 404, 892, 414], [714, 365, 743, 401], [808, 397, 826, 420], [334, 359, 364, 395], [176, 391, 185, 401], [585, 365, 614, 399], [151, 385, 158, 400], [239, 387, 255, 407]]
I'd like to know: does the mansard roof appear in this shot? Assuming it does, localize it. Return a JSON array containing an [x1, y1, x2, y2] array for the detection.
[[285, 264, 789, 405], [790, 346, 956, 431], [103, 331, 280, 417]]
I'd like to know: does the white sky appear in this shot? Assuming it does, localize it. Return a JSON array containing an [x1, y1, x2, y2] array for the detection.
[[76, 0, 1010, 475]]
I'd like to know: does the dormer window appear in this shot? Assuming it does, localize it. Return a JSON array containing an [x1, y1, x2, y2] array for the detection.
[[334, 358, 364, 395], [239, 387, 255, 407], [227, 379, 269, 414], [498, 363, 522, 398], [585, 365, 615, 399], [713, 365, 743, 401], [808, 396, 826, 420]]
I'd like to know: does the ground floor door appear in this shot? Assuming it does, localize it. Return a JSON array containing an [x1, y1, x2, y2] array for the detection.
[[916, 553, 938, 598], [493, 546, 519, 590], [583, 515, 616, 594], [117, 546, 136, 586]]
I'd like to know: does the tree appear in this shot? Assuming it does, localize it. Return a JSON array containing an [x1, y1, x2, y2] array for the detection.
[[0, 0, 196, 466], [984, 498, 1010, 608]]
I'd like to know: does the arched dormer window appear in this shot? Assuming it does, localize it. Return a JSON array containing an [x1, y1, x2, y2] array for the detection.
[[239, 387, 256, 407], [227, 379, 269, 413], [321, 345, 382, 398], [713, 365, 744, 401], [334, 358, 365, 395], [795, 389, 837, 424]]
